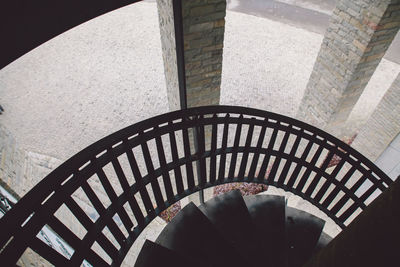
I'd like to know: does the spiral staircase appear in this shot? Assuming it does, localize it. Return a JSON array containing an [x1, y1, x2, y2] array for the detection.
[[0, 106, 395, 266], [136, 190, 331, 267]]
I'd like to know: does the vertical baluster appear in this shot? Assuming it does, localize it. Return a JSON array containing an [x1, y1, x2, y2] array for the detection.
[[277, 132, 301, 185], [218, 114, 230, 181], [286, 132, 314, 188], [248, 119, 267, 180], [168, 122, 184, 194], [193, 115, 207, 186], [54, 199, 118, 258], [50, 214, 119, 261], [314, 150, 346, 203], [29, 237, 70, 266], [330, 171, 370, 215], [80, 181, 127, 245], [182, 119, 195, 189], [359, 183, 378, 204], [209, 114, 218, 184], [139, 132, 165, 209], [268, 124, 291, 184], [321, 166, 356, 209], [154, 126, 174, 202], [124, 144, 155, 216], [304, 143, 334, 197], [110, 153, 145, 226], [228, 115, 243, 179], [295, 143, 324, 192], [257, 125, 279, 181], [65, 195, 123, 265], [238, 120, 254, 179], [92, 158, 133, 233], [338, 202, 361, 223]]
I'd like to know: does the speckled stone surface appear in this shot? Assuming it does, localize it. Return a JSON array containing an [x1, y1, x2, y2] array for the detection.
[[0, 2, 398, 162], [0, 2, 169, 161]]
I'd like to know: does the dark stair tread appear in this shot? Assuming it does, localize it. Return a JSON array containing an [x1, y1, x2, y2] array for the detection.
[[286, 207, 325, 267], [198, 190, 262, 266], [134, 240, 202, 267], [244, 195, 287, 267], [155, 202, 247, 267], [313, 231, 332, 254]]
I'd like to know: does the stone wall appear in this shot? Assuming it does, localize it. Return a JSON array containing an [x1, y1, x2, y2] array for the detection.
[[0, 124, 62, 198], [0, 124, 25, 198], [157, 0, 226, 110], [182, 0, 226, 107], [352, 73, 400, 161], [298, 0, 400, 137], [157, 0, 180, 111], [156, 0, 226, 203]]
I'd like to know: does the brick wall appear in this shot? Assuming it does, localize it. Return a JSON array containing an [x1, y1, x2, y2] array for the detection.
[[298, 0, 400, 137], [157, 0, 226, 110], [157, 0, 181, 111], [182, 0, 226, 107]]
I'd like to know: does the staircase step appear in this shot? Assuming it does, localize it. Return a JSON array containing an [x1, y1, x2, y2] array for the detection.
[[198, 190, 262, 266], [244, 195, 287, 267], [134, 240, 200, 267], [155, 202, 247, 267], [286, 207, 325, 267], [313, 231, 332, 254]]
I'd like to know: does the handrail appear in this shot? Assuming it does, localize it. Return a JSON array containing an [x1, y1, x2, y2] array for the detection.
[[0, 105, 392, 266]]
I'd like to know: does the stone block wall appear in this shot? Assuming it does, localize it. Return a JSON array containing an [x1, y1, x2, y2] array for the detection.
[[298, 0, 400, 137], [157, 0, 180, 111], [157, 0, 226, 110], [0, 124, 25, 198], [182, 0, 226, 107], [352, 73, 400, 161], [0, 124, 62, 198]]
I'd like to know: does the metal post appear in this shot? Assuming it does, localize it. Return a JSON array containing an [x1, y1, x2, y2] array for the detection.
[[172, 0, 187, 110]]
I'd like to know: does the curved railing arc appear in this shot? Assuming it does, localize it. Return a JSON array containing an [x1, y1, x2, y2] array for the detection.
[[0, 106, 393, 266]]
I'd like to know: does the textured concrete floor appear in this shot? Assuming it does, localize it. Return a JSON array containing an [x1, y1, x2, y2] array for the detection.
[[0, 3, 168, 160], [227, 0, 400, 64]]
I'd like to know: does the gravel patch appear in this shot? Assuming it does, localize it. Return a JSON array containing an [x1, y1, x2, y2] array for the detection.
[[221, 10, 323, 117], [0, 2, 168, 160]]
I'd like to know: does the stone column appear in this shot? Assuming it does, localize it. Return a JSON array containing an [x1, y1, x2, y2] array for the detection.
[[297, 0, 400, 137], [351, 73, 400, 161], [156, 0, 226, 110], [182, 0, 226, 108], [156, 0, 226, 204], [157, 0, 181, 111]]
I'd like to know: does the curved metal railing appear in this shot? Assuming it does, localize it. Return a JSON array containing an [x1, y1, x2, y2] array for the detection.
[[0, 106, 393, 266]]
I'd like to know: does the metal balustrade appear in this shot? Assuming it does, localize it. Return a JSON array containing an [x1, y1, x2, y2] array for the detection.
[[0, 106, 393, 266]]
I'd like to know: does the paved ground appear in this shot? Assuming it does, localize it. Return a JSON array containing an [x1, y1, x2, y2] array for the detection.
[[1, 1, 398, 162], [228, 0, 400, 64]]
